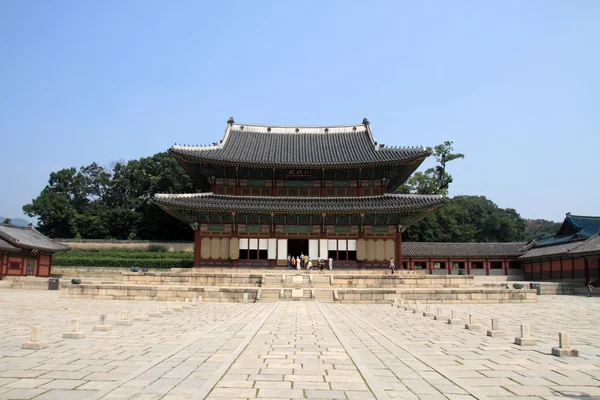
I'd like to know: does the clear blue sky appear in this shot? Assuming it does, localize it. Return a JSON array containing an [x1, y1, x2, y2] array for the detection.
[[1, 0, 598, 223]]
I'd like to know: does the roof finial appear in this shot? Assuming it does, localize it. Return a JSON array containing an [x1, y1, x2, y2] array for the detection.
[[227, 117, 235, 125], [362, 117, 370, 126]]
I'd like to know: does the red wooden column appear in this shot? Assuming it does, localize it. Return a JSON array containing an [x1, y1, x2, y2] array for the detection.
[[193, 230, 201, 267], [447, 258, 452, 275], [395, 226, 403, 270], [321, 168, 326, 197], [503, 258, 508, 276], [485, 258, 490, 276], [559, 257, 564, 280], [428, 257, 433, 275], [466, 259, 471, 275], [231, 212, 238, 268]]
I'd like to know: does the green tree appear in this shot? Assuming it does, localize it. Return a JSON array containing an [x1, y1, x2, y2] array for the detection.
[[23, 152, 200, 239], [2, 218, 12, 225], [397, 141, 465, 196], [405, 196, 526, 243], [523, 219, 561, 242]]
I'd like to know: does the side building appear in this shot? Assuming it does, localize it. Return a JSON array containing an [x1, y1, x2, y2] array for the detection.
[[0, 223, 69, 278], [153, 119, 445, 268], [519, 214, 600, 282]]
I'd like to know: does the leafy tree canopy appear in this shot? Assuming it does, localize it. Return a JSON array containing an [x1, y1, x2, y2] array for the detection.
[[523, 219, 561, 242], [23, 153, 200, 240]]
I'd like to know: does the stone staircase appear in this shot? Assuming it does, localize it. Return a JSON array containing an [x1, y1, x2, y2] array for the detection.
[[313, 290, 335, 303]]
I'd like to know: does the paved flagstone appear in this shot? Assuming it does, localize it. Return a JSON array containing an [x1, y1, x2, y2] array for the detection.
[[0, 290, 599, 399]]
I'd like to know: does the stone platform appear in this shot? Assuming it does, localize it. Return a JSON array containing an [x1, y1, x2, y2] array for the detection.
[[59, 270, 536, 303]]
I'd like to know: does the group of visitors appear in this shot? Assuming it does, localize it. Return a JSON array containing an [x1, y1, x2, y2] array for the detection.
[[287, 253, 333, 271]]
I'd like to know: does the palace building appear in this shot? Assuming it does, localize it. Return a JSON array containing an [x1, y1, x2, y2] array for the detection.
[[153, 118, 446, 268], [0, 223, 69, 278], [153, 119, 600, 280]]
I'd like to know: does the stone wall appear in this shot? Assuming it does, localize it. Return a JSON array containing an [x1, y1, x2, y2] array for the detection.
[[337, 288, 537, 303], [60, 283, 258, 302], [55, 239, 194, 252]]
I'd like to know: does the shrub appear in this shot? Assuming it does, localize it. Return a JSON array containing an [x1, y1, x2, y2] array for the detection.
[[148, 245, 168, 252], [513, 283, 524, 289]]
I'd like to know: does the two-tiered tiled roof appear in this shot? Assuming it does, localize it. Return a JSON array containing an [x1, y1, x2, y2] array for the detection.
[[170, 122, 431, 167], [153, 193, 444, 213]]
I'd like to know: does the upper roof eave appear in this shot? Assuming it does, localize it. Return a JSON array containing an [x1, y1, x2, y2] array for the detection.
[[169, 120, 432, 168]]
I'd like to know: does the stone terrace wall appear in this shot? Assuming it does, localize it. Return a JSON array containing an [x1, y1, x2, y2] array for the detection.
[[55, 239, 193, 252]]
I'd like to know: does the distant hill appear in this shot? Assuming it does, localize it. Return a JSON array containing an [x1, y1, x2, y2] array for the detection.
[[523, 219, 561, 242], [0, 216, 31, 227]]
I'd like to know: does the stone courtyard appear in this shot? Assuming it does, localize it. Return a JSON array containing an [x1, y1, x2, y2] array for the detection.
[[0, 290, 599, 400]]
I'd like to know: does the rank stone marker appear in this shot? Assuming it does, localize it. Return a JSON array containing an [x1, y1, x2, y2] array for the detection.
[[116, 310, 132, 326], [423, 304, 434, 317], [465, 314, 481, 330], [447, 310, 462, 325], [434, 307, 445, 320], [392, 297, 398, 307], [552, 332, 579, 357], [182, 298, 191, 309], [514, 323, 536, 346], [487, 318, 505, 337], [198, 296, 203, 304], [93, 314, 112, 331], [173, 300, 183, 311], [413, 301, 420, 313], [243, 293, 249, 304], [63, 318, 85, 339], [149, 305, 162, 317], [163, 302, 174, 314], [397, 298, 404, 308], [134, 307, 149, 321], [22, 326, 49, 350], [191, 297, 198, 306]]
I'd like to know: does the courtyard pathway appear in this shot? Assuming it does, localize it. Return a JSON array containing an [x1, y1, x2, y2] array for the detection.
[[0, 290, 599, 399]]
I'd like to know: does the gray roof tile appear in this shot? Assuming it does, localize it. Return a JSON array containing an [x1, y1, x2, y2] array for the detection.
[[403, 242, 526, 258], [570, 234, 600, 255], [0, 224, 70, 253], [0, 237, 18, 252], [170, 123, 430, 167], [153, 193, 444, 213]]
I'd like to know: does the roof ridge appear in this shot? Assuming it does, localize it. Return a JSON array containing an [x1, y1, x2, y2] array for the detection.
[[567, 214, 600, 219], [231, 122, 366, 129], [154, 193, 444, 200]]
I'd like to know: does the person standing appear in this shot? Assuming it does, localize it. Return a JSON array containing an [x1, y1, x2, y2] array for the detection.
[[588, 279, 595, 297], [307, 256, 313, 270], [296, 256, 301, 270], [389, 257, 396, 275], [291, 256, 296, 269], [287, 254, 292, 269]]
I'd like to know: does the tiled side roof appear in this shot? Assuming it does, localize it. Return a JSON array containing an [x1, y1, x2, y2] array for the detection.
[[566, 214, 600, 237], [403, 242, 526, 258], [170, 122, 430, 167], [570, 234, 600, 256], [152, 193, 444, 213], [534, 234, 576, 246], [0, 224, 70, 253], [0, 237, 18, 251]]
